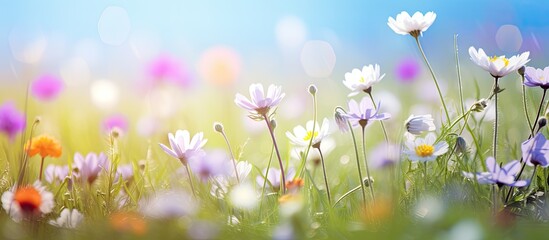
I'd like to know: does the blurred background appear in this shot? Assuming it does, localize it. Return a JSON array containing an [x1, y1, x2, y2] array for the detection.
[[0, 0, 548, 163]]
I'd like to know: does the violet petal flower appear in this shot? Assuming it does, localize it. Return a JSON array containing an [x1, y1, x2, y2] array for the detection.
[[234, 83, 285, 120], [159, 130, 207, 166], [256, 167, 295, 191], [45, 165, 69, 184], [189, 150, 231, 182], [73, 152, 109, 184], [463, 157, 529, 187], [0, 101, 25, 141], [341, 97, 391, 128], [522, 133, 549, 168], [524, 66, 549, 89], [31, 74, 64, 101]]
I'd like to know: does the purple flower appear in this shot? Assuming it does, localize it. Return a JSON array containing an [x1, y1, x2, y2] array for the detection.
[[256, 167, 295, 192], [45, 165, 69, 184], [395, 58, 420, 83], [116, 164, 134, 183], [103, 114, 128, 134], [31, 74, 64, 101], [147, 55, 191, 87], [73, 152, 109, 184], [189, 150, 231, 182], [234, 83, 285, 119], [524, 66, 549, 89], [522, 133, 549, 168], [463, 157, 529, 187], [159, 130, 207, 166], [342, 97, 391, 128], [0, 101, 25, 141]]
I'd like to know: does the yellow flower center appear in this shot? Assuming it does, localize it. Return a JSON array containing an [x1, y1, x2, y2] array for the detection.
[[415, 144, 434, 157], [489, 56, 509, 67], [303, 131, 318, 141]]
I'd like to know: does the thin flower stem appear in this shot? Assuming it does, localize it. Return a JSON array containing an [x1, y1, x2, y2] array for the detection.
[[259, 146, 274, 214], [522, 81, 534, 134], [263, 114, 286, 194], [454, 34, 465, 115], [368, 92, 389, 143], [492, 77, 500, 160], [424, 162, 428, 192], [38, 157, 45, 181], [17, 120, 39, 186], [185, 164, 197, 198], [316, 146, 331, 204], [504, 89, 547, 203], [528, 166, 538, 192], [335, 107, 366, 206], [299, 90, 318, 177], [219, 129, 240, 183], [361, 126, 375, 203], [530, 89, 547, 135], [414, 36, 450, 122], [492, 184, 497, 215]]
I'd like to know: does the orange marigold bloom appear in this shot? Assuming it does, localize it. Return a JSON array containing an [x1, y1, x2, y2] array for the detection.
[[25, 135, 62, 158], [285, 178, 304, 192], [110, 211, 148, 236]]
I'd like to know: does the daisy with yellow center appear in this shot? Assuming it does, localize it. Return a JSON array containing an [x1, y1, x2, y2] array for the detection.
[[405, 133, 448, 162], [1, 181, 54, 222], [286, 118, 330, 148], [469, 47, 529, 78]]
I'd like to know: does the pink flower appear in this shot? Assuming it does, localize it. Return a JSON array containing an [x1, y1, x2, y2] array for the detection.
[[103, 114, 128, 134], [147, 54, 191, 87], [395, 58, 421, 82], [73, 152, 109, 184], [31, 74, 64, 101]]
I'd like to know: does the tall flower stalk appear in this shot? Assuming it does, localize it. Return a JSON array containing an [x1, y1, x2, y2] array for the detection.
[[235, 83, 286, 193]]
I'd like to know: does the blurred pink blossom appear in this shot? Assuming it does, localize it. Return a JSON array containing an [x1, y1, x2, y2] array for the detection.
[[103, 114, 128, 134], [395, 58, 420, 82], [31, 74, 64, 101], [147, 54, 191, 87]]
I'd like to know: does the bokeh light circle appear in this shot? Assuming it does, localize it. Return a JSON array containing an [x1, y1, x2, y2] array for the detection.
[[98, 6, 131, 46], [300, 40, 336, 78]]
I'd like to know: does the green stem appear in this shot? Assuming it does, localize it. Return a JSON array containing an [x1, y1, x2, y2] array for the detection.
[[361, 126, 375, 203], [263, 114, 286, 194], [414, 36, 451, 122], [299, 90, 318, 177], [454, 34, 465, 115], [336, 107, 366, 206], [368, 92, 389, 143], [522, 80, 534, 134], [492, 77, 500, 160], [316, 147, 331, 204], [185, 164, 197, 197], [220, 129, 240, 183], [38, 157, 45, 182]]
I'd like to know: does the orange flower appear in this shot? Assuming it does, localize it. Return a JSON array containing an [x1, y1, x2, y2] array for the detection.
[[14, 187, 42, 215], [109, 212, 148, 236], [25, 135, 62, 158], [285, 178, 304, 193]]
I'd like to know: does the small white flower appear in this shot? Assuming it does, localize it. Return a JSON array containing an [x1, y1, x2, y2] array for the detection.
[[404, 133, 448, 162], [230, 183, 259, 210], [49, 208, 84, 229], [469, 47, 530, 78], [286, 118, 330, 147], [388, 11, 437, 36], [343, 64, 385, 96], [405, 114, 436, 135], [1, 181, 54, 222], [159, 130, 207, 165]]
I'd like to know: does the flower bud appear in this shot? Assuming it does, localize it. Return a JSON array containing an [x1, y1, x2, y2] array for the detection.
[[471, 99, 488, 112], [213, 122, 224, 133], [270, 119, 277, 130], [518, 66, 525, 77], [538, 117, 547, 129], [308, 84, 317, 95], [455, 137, 467, 154], [334, 111, 348, 133]]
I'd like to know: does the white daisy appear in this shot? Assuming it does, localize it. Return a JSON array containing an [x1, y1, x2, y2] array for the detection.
[[343, 64, 385, 96], [388, 11, 437, 37], [49, 208, 84, 229], [405, 114, 436, 135], [1, 181, 54, 222], [286, 118, 330, 148], [468, 47, 530, 78], [405, 133, 448, 162]]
